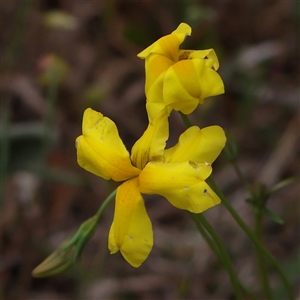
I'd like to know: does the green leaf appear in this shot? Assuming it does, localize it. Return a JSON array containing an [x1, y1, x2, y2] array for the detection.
[[264, 207, 284, 225]]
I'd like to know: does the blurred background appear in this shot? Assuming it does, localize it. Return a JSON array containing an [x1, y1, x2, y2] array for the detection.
[[1, 1, 299, 299]]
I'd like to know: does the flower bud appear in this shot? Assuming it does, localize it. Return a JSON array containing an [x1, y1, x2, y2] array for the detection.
[[32, 216, 99, 277], [32, 238, 75, 278]]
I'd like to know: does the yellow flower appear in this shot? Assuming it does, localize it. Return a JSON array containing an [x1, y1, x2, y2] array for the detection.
[[138, 23, 225, 121], [76, 108, 226, 267]]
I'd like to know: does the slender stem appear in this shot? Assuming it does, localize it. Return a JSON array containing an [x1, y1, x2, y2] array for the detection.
[[208, 176, 294, 300], [193, 213, 243, 300], [232, 162, 253, 196], [189, 212, 220, 256], [179, 112, 293, 299], [180, 112, 294, 299], [95, 189, 116, 222], [0, 101, 10, 205], [179, 112, 192, 128], [270, 177, 299, 194], [64, 189, 117, 257], [190, 213, 256, 300], [42, 66, 59, 158], [254, 210, 273, 299], [232, 160, 273, 298], [4, 0, 32, 69], [179, 112, 247, 299]]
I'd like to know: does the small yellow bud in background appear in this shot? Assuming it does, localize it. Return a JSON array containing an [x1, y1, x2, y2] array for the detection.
[[43, 10, 78, 31]]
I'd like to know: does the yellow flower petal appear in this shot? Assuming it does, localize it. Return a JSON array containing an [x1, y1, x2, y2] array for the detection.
[[108, 178, 153, 267], [179, 49, 220, 70], [131, 110, 169, 169], [146, 101, 172, 123], [138, 23, 224, 118], [137, 23, 191, 62], [165, 126, 226, 164], [76, 108, 140, 181], [144, 54, 173, 96], [139, 161, 220, 213], [163, 59, 225, 114]]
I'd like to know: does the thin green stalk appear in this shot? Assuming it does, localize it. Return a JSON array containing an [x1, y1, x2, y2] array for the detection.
[[270, 177, 299, 194], [179, 112, 192, 128], [95, 189, 116, 222], [208, 176, 294, 300], [189, 212, 219, 256], [42, 67, 60, 157], [232, 160, 273, 298], [254, 210, 273, 299], [4, 0, 33, 68], [232, 162, 253, 195], [190, 212, 256, 300], [179, 112, 247, 299], [179, 112, 293, 299], [0, 101, 10, 205], [193, 213, 243, 300]]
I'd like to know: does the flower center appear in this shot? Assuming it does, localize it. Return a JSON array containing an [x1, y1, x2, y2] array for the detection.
[[178, 51, 192, 60]]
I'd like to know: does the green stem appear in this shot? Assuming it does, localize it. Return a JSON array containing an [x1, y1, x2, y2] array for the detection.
[[42, 67, 60, 158], [208, 176, 294, 300], [254, 210, 273, 299], [4, 0, 33, 69], [190, 213, 256, 300], [179, 112, 293, 299], [0, 101, 10, 205], [192, 213, 244, 300], [180, 112, 247, 299], [95, 189, 116, 222], [232, 160, 273, 298], [270, 177, 299, 194], [232, 162, 253, 196], [64, 189, 117, 258], [189, 212, 219, 255], [179, 112, 192, 128]]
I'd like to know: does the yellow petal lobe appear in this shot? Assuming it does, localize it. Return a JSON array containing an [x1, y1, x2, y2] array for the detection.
[[131, 110, 169, 169], [146, 101, 172, 123], [165, 126, 226, 164], [163, 59, 224, 114], [76, 108, 140, 181], [139, 161, 220, 213], [108, 178, 153, 267], [144, 54, 173, 96], [179, 49, 220, 70], [137, 23, 191, 62]]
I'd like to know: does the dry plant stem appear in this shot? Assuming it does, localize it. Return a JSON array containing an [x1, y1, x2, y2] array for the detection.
[[208, 176, 294, 300]]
